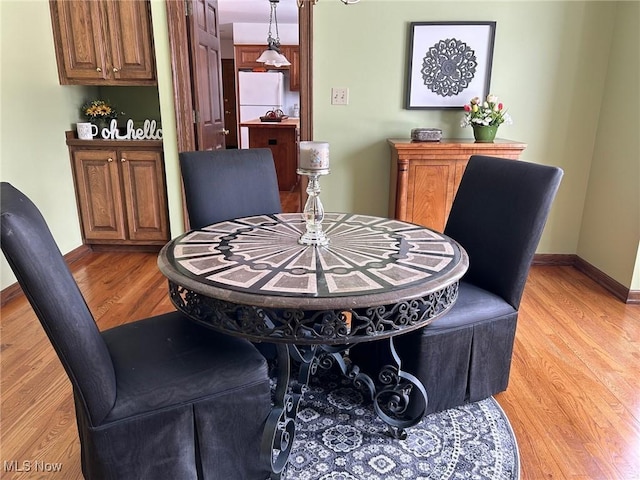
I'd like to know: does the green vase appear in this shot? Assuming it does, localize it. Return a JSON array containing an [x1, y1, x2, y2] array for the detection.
[[472, 124, 498, 143]]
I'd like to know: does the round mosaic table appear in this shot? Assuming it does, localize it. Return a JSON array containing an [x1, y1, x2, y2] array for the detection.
[[158, 212, 468, 478]]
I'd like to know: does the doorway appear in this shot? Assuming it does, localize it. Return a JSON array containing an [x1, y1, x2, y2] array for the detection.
[[221, 58, 238, 148], [165, 0, 313, 211]]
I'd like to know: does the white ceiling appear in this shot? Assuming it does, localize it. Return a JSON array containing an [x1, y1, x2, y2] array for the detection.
[[218, 0, 299, 25]]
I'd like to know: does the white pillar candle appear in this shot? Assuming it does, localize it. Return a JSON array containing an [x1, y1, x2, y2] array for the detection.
[[299, 141, 330, 172]]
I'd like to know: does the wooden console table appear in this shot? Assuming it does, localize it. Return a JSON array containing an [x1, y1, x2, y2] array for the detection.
[[388, 138, 527, 232]]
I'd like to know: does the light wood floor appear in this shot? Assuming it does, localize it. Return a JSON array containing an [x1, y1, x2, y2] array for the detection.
[[1, 254, 638, 479]]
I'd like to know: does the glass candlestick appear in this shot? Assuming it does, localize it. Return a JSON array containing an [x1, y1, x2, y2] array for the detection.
[[298, 141, 330, 246], [298, 171, 329, 246]]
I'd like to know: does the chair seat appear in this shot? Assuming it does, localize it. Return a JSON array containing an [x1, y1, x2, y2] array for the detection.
[[102, 312, 268, 422], [423, 281, 516, 333]]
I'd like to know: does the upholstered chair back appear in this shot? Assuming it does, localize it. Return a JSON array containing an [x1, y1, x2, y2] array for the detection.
[[179, 148, 282, 229], [444, 155, 563, 309], [1, 182, 116, 425]]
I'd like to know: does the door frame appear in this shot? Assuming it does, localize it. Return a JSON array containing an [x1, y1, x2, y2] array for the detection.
[[165, 0, 313, 153]]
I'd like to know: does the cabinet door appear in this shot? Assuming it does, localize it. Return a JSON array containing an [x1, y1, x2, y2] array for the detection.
[[104, 0, 156, 83], [285, 46, 300, 91], [248, 127, 298, 191], [119, 149, 169, 242], [72, 149, 126, 240], [235, 45, 268, 69], [49, 0, 109, 84], [407, 161, 458, 232]]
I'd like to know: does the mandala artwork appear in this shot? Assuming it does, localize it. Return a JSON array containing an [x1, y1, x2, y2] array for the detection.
[[421, 38, 477, 97]]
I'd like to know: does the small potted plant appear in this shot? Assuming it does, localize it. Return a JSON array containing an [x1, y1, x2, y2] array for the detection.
[[460, 94, 512, 143], [81, 99, 118, 130]]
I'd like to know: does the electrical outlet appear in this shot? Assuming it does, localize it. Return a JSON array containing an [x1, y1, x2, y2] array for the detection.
[[331, 87, 349, 105]]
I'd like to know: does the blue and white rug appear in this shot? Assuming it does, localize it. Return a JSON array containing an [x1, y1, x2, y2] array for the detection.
[[285, 373, 519, 480]]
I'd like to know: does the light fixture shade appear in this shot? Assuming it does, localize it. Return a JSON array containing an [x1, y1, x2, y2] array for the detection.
[[256, 48, 291, 67], [273, 52, 291, 67]]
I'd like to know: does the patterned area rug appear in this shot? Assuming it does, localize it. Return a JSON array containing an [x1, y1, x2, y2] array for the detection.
[[285, 373, 519, 480]]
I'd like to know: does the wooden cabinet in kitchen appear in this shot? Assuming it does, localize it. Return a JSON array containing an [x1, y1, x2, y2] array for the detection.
[[66, 132, 169, 246], [234, 45, 268, 70], [49, 0, 156, 85], [388, 138, 527, 232], [234, 44, 300, 91], [240, 119, 299, 192], [282, 45, 300, 91]]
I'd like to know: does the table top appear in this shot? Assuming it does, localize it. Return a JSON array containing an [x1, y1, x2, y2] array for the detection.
[[239, 118, 300, 128], [387, 138, 526, 147], [159, 213, 467, 311]]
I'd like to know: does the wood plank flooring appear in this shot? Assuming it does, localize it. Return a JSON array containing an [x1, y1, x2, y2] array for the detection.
[[1, 255, 638, 479]]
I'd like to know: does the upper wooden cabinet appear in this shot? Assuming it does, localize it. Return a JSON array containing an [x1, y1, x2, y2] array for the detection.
[[282, 45, 300, 91], [234, 44, 300, 91], [234, 45, 268, 70], [388, 138, 527, 232], [49, 0, 156, 85]]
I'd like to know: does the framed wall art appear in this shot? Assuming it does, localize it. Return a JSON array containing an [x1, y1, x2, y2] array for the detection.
[[405, 21, 496, 109]]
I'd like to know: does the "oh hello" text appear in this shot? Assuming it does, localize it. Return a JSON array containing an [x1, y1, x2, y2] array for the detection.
[[99, 119, 163, 141]]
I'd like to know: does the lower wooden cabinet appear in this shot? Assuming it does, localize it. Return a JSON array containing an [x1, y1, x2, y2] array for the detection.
[[243, 120, 299, 191], [67, 132, 169, 246], [388, 138, 527, 232]]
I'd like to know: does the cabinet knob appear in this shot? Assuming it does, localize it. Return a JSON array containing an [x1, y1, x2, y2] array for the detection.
[[120, 158, 126, 163], [107, 157, 113, 162], [96, 67, 102, 73], [222, 129, 230, 135], [113, 67, 119, 73]]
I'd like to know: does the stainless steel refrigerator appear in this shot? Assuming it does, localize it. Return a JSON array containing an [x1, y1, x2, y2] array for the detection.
[[238, 71, 284, 148]]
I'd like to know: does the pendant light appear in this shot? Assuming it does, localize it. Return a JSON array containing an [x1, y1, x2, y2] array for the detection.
[[256, 0, 291, 67]]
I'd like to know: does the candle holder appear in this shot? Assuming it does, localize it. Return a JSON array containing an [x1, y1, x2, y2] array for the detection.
[[297, 169, 329, 246], [298, 142, 330, 246]]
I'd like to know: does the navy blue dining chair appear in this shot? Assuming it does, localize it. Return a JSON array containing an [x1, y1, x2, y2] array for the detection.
[[179, 148, 282, 229], [0, 182, 272, 479], [351, 155, 563, 414]]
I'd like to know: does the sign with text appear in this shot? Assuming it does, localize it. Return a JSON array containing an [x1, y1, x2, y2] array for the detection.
[[99, 119, 163, 140]]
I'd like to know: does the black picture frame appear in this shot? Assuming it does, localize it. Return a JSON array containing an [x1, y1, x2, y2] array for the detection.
[[405, 21, 496, 109]]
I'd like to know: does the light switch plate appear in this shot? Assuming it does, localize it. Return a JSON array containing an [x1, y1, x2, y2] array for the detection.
[[331, 87, 349, 105]]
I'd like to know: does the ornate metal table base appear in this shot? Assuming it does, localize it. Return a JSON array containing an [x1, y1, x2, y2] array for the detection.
[[168, 282, 458, 346], [260, 338, 428, 479], [260, 343, 316, 478], [319, 340, 428, 440], [168, 281, 451, 479]]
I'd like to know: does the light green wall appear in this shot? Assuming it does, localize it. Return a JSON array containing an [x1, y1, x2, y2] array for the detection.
[[577, 1, 640, 289], [1, 0, 638, 293], [313, 1, 615, 256], [149, 0, 184, 240], [0, 0, 92, 289]]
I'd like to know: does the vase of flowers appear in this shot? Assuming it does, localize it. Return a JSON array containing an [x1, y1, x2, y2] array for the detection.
[[81, 99, 118, 132], [461, 94, 512, 143]]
